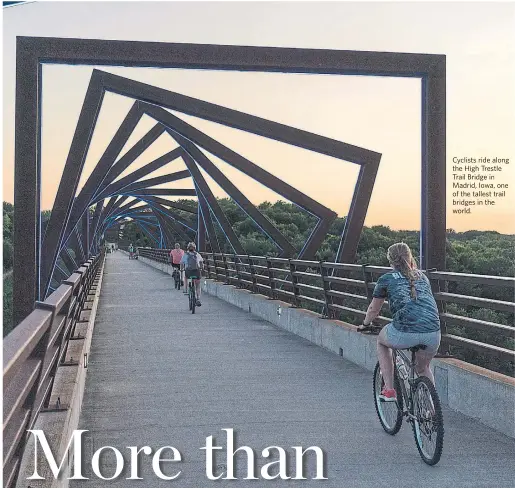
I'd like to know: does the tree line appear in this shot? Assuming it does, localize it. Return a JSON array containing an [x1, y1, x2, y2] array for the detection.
[[4, 200, 514, 375]]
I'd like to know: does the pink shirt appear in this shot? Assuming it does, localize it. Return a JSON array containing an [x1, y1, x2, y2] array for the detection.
[[170, 248, 184, 264]]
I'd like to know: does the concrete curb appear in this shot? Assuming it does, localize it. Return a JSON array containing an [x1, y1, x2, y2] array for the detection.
[[139, 256, 515, 439], [17, 255, 107, 488]]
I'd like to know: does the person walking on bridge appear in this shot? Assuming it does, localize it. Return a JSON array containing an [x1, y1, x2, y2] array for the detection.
[[170, 243, 185, 288], [180, 242, 204, 306], [359, 242, 441, 402]]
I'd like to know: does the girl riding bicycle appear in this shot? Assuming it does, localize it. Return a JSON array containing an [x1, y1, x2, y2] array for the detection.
[[359, 243, 441, 401], [180, 242, 204, 306]]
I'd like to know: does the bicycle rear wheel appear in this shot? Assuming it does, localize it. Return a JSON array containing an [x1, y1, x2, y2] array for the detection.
[[189, 284, 196, 314], [411, 376, 444, 465], [373, 361, 403, 435]]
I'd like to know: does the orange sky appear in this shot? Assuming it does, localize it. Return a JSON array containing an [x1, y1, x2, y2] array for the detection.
[[3, 2, 514, 233]]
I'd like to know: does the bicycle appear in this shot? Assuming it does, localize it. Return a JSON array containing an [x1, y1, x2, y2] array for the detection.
[[188, 277, 196, 314], [172, 267, 181, 290], [373, 344, 444, 465]]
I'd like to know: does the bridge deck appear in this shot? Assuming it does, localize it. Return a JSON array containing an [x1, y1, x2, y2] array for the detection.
[[73, 252, 515, 487]]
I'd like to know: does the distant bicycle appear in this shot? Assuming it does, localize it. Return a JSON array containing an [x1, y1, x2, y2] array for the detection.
[[188, 276, 197, 314], [373, 344, 444, 465], [172, 267, 181, 290]]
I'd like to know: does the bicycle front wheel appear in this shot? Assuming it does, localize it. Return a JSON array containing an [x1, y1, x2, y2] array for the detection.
[[411, 376, 444, 465], [373, 362, 403, 435]]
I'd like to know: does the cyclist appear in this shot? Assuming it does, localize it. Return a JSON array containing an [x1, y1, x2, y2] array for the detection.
[[359, 242, 441, 402], [169, 243, 185, 287], [180, 242, 203, 306]]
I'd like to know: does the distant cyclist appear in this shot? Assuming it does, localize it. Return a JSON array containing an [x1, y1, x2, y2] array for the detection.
[[180, 242, 203, 306], [169, 243, 185, 287], [359, 242, 441, 402]]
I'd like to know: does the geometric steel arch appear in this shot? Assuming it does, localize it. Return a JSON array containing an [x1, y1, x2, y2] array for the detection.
[[13, 36, 445, 325], [40, 72, 381, 299]]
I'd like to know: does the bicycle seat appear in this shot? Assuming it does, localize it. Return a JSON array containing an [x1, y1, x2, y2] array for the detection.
[[409, 344, 427, 352]]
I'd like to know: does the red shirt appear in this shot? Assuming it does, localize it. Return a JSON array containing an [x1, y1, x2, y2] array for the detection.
[[170, 248, 184, 264]]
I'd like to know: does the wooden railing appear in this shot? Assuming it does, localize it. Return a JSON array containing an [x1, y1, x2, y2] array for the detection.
[[2, 250, 105, 487], [137, 248, 515, 372]]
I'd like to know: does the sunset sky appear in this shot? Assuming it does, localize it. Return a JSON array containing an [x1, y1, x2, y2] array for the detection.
[[3, 1, 514, 233]]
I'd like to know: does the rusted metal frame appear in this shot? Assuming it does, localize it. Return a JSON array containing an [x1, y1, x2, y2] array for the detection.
[[12, 41, 40, 326], [298, 212, 337, 260], [139, 197, 197, 232], [142, 195, 197, 214], [143, 201, 195, 242], [137, 219, 161, 247], [335, 159, 381, 263], [197, 189, 221, 254], [40, 70, 105, 301], [197, 191, 206, 251], [81, 209, 90, 259], [107, 170, 191, 198], [106, 60, 443, 269], [52, 264, 69, 284], [128, 189, 197, 198], [13, 36, 446, 331], [152, 211, 176, 248], [137, 101, 339, 252], [61, 102, 145, 249], [91, 123, 166, 200], [59, 246, 77, 274], [111, 78, 380, 261], [93, 148, 184, 201], [89, 200, 104, 254], [163, 125, 297, 257], [98, 196, 127, 230], [101, 198, 145, 229], [73, 227, 86, 264], [181, 152, 245, 254]]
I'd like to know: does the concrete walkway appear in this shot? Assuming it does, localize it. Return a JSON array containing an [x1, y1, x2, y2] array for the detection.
[[73, 252, 515, 487]]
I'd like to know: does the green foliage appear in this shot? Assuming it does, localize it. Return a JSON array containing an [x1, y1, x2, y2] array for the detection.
[[3, 199, 514, 375]]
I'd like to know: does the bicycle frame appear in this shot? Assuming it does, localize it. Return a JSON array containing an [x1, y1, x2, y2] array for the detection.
[[393, 349, 420, 422]]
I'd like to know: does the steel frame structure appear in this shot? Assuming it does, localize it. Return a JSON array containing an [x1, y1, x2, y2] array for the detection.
[[13, 36, 445, 325]]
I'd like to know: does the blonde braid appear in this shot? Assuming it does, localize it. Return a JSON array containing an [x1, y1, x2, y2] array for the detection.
[[387, 243, 419, 300]]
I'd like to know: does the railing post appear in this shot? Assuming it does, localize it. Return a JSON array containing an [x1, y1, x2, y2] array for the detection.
[[222, 253, 230, 284], [427, 268, 451, 357], [289, 259, 299, 308], [361, 264, 373, 301], [205, 253, 212, 279], [248, 255, 257, 293], [234, 254, 242, 288], [320, 260, 332, 318], [266, 257, 275, 300]]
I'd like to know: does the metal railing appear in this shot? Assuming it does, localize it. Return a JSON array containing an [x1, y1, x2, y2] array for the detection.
[[2, 250, 105, 487], [138, 248, 515, 373]]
